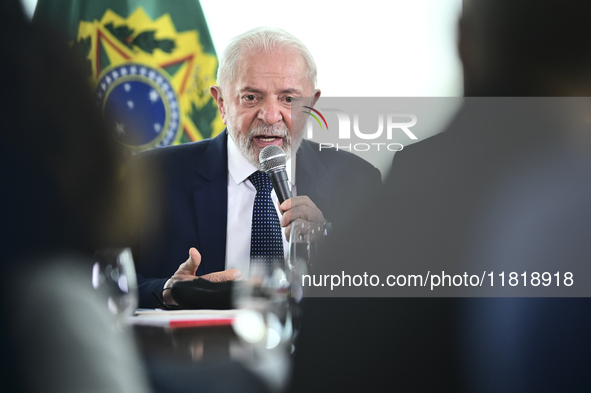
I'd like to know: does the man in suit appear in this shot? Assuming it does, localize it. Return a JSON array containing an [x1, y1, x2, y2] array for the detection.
[[134, 27, 381, 308]]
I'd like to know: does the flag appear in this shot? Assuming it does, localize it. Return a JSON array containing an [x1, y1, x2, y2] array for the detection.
[[34, 0, 224, 151]]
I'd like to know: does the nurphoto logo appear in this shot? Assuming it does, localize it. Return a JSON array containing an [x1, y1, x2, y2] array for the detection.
[[303, 107, 418, 152]]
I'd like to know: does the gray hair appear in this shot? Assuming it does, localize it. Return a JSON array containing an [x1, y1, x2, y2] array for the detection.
[[216, 27, 317, 90]]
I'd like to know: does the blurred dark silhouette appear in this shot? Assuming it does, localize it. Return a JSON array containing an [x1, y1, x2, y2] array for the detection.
[[290, 1, 591, 392], [0, 1, 149, 392], [459, 0, 591, 97], [456, 1, 591, 391]]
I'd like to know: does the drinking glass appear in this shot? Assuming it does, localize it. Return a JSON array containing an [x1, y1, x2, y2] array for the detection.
[[231, 264, 292, 392], [287, 221, 330, 286], [232, 264, 291, 349], [91, 247, 138, 320]]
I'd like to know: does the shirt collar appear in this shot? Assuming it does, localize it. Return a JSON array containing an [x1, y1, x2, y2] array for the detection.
[[227, 132, 294, 186]]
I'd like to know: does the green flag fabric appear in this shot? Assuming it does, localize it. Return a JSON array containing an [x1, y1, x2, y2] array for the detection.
[[34, 0, 224, 150]]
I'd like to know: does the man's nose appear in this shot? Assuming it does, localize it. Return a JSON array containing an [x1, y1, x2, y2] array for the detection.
[[257, 99, 283, 125]]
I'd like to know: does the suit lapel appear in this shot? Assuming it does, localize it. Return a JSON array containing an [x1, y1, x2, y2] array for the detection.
[[192, 132, 228, 274]]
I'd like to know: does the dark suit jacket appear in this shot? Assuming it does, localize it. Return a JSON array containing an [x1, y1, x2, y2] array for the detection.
[[134, 131, 381, 308]]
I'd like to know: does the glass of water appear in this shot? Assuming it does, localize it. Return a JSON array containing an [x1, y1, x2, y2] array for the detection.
[[91, 247, 138, 320]]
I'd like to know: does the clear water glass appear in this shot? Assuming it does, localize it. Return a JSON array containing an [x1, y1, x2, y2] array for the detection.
[[91, 247, 138, 320]]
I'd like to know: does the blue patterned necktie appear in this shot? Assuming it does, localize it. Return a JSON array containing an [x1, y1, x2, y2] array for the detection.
[[248, 170, 284, 270]]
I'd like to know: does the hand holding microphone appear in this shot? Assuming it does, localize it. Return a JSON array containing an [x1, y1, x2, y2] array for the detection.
[[259, 146, 326, 238]]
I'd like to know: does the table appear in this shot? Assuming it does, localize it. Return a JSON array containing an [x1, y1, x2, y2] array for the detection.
[[131, 318, 287, 393]]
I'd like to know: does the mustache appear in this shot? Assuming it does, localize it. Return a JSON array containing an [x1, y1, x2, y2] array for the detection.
[[247, 123, 289, 139]]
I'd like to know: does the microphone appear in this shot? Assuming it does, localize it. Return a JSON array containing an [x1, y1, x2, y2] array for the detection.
[[259, 145, 292, 204]]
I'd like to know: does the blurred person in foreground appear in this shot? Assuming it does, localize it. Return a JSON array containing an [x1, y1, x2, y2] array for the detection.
[[290, 0, 591, 392], [0, 1, 150, 392]]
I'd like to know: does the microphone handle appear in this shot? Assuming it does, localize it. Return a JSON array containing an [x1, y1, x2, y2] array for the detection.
[[268, 169, 292, 204]]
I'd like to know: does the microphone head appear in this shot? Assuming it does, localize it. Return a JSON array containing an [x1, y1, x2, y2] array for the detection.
[[259, 145, 287, 173]]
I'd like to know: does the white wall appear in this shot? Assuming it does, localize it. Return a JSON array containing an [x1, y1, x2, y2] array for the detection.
[[201, 0, 463, 96]]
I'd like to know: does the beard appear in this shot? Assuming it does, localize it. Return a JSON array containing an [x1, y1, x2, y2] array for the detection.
[[228, 121, 303, 169]]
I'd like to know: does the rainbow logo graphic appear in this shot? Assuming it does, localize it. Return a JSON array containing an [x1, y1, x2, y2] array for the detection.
[[302, 106, 329, 130]]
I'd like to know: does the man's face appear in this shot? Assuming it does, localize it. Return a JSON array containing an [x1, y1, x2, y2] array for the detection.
[[211, 49, 320, 168]]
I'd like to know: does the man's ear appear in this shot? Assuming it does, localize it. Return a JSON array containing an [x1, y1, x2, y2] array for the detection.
[[311, 89, 321, 106], [210, 85, 227, 124]]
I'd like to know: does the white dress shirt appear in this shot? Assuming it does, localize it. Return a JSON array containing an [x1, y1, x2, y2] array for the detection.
[[225, 135, 294, 277]]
